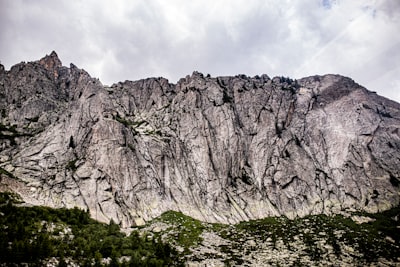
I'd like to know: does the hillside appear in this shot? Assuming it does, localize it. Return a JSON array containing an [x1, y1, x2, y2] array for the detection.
[[0, 52, 400, 226], [1, 51, 400, 266], [1, 52, 399, 227]]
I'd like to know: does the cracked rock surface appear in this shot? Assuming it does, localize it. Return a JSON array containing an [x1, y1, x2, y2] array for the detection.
[[0, 52, 399, 226]]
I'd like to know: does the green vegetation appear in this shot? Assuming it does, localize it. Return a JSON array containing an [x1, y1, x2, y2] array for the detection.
[[1, 190, 399, 266], [144, 208, 400, 266], [230, 211, 399, 263], [25, 116, 39, 123], [0, 192, 182, 266], [0, 191, 22, 204], [0, 123, 33, 145], [113, 114, 162, 137], [152, 211, 205, 254], [0, 166, 16, 179], [0, 123, 19, 145], [345, 207, 400, 260], [143, 129, 162, 136], [66, 159, 78, 171], [113, 114, 147, 128]]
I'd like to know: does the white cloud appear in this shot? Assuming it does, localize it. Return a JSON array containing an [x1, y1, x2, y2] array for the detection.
[[0, 0, 399, 102]]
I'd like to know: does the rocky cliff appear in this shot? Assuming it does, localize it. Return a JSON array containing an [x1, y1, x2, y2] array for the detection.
[[0, 52, 399, 227]]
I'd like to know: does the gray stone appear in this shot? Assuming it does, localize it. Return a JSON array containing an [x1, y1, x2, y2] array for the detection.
[[0, 52, 399, 228]]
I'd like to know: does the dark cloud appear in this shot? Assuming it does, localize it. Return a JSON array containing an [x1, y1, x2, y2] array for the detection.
[[0, 0, 399, 102]]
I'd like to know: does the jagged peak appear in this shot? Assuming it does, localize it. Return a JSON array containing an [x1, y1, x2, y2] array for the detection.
[[191, 71, 204, 78], [49, 50, 58, 58], [38, 50, 62, 71]]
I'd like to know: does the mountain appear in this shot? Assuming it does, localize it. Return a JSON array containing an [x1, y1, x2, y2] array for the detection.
[[0, 51, 399, 228]]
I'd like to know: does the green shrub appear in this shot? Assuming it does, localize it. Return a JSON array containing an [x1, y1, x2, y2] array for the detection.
[[0, 192, 182, 266]]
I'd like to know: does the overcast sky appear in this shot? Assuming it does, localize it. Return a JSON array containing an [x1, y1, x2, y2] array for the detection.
[[1, 0, 399, 102]]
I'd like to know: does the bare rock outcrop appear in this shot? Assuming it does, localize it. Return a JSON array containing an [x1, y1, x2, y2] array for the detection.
[[0, 52, 399, 226]]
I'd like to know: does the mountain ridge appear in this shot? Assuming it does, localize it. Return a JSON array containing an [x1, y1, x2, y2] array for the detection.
[[0, 52, 399, 227]]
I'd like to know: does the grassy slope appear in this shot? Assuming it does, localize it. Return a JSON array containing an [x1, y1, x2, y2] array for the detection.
[[1, 191, 399, 266], [0, 192, 183, 267], [139, 208, 400, 266]]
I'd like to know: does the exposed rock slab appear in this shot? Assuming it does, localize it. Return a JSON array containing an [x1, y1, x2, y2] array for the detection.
[[0, 52, 399, 226]]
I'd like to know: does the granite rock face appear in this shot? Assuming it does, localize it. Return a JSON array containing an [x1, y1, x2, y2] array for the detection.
[[0, 52, 399, 226]]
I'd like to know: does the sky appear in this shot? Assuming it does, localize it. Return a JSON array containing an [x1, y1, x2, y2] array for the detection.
[[0, 0, 399, 102]]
